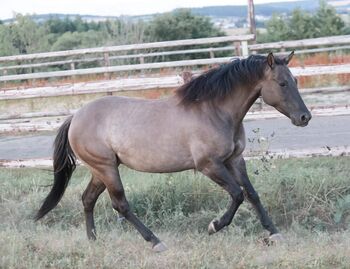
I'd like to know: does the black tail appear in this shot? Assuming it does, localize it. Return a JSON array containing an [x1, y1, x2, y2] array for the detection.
[[35, 116, 76, 221]]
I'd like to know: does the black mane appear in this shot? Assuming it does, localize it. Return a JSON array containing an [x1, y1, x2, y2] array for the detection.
[[176, 55, 283, 105]]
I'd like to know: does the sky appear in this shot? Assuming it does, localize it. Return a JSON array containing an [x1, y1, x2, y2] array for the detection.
[[0, 0, 301, 20]]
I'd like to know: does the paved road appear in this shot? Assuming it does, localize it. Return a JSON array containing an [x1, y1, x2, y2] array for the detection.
[[0, 114, 349, 160]]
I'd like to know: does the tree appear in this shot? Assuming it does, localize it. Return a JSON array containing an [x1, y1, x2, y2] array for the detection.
[[145, 9, 224, 42], [313, 0, 345, 37], [289, 9, 315, 39], [51, 31, 83, 51], [260, 13, 290, 42], [10, 14, 49, 54], [258, 0, 347, 42], [0, 25, 18, 56]]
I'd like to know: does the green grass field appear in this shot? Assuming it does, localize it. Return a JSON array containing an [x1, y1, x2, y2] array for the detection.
[[1, 157, 349, 268]]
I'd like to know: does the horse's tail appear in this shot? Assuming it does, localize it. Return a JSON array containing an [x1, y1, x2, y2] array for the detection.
[[35, 116, 76, 221]]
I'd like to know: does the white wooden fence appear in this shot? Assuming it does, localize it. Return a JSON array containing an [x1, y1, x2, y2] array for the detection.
[[1, 66, 349, 101], [0, 35, 254, 81], [0, 34, 349, 82]]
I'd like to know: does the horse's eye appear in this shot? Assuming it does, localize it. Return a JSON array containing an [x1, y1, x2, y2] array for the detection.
[[279, 81, 287, 87]]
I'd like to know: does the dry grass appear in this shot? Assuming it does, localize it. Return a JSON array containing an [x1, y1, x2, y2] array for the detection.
[[0, 157, 350, 268], [1, 226, 349, 268]]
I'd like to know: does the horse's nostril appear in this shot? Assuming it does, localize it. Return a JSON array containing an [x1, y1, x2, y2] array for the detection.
[[301, 115, 307, 122], [300, 113, 311, 123]]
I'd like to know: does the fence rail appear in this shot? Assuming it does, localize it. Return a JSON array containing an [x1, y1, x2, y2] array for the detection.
[[1, 66, 350, 101], [1, 86, 348, 120], [249, 35, 350, 51], [0, 34, 349, 83], [0, 34, 254, 63]]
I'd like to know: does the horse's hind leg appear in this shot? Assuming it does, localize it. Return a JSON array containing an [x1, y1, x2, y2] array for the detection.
[[93, 164, 167, 252], [82, 176, 106, 240]]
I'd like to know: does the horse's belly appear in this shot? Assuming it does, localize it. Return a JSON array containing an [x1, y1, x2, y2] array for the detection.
[[115, 142, 195, 173], [119, 151, 195, 173]]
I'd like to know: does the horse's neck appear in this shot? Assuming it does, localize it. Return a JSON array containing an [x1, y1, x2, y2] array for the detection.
[[220, 84, 261, 124]]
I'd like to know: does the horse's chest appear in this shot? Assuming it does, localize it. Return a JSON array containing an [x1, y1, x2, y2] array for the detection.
[[216, 128, 246, 161], [232, 136, 245, 157], [220, 136, 245, 160]]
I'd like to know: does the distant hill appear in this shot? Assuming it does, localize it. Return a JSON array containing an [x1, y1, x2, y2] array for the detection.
[[190, 1, 318, 17], [190, 0, 349, 17], [2, 0, 348, 24]]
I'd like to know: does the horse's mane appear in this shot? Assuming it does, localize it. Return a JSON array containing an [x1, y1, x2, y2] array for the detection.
[[176, 55, 284, 105]]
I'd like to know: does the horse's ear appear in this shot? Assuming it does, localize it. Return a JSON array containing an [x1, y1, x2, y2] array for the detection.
[[267, 52, 275, 69], [284, 50, 295, 65]]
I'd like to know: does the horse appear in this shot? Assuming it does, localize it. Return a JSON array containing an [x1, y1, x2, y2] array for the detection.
[[35, 52, 311, 252]]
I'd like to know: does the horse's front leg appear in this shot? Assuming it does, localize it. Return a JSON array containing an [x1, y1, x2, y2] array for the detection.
[[199, 159, 244, 234], [226, 156, 283, 242]]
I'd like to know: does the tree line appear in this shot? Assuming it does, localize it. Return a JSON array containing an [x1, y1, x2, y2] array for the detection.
[[0, 10, 223, 57], [258, 1, 349, 43], [0, 1, 348, 57]]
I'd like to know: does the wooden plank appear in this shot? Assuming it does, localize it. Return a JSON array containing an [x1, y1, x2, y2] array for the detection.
[[0, 35, 254, 62], [1, 58, 349, 82], [1, 68, 349, 102], [0, 76, 184, 100], [2, 44, 349, 73], [0, 46, 235, 71], [249, 35, 350, 51], [290, 64, 350, 76], [0, 57, 235, 81], [0, 86, 350, 121]]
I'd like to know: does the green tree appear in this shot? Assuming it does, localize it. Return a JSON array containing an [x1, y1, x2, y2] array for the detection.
[[313, 0, 345, 37], [145, 9, 224, 42], [10, 14, 49, 54], [259, 13, 290, 42], [0, 25, 17, 56], [259, 0, 347, 42], [51, 31, 83, 51], [289, 9, 315, 39]]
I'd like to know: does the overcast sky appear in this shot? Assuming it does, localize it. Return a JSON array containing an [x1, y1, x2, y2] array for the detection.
[[0, 0, 301, 20]]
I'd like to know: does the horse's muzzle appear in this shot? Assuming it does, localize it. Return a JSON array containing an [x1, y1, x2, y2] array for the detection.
[[291, 111, 312, 127]]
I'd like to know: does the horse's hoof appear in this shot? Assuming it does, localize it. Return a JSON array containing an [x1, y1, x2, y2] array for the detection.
[[152, 242, 168, 253], [269, 233, 285, 244], [208, 220, 217, 235]]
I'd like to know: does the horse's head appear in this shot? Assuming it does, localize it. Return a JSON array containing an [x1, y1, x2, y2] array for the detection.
[[259, 51, 311, 127]]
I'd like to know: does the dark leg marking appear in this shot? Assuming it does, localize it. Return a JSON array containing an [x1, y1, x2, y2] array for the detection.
[[82, 176, 106, 240], [93, 165, 166, 251]]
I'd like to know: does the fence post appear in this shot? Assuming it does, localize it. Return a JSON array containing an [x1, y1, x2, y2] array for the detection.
[[209, 48, 215, 58], [139, 54, 145, 64], [103, 52, 110, 79], [241, 41, 249, 57], [2, 69, 7, 88], [234, 42, 241, 56], [70, 62, 76, 81]]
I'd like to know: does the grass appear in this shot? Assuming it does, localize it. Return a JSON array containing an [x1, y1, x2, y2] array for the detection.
[[0, 156, 350, 268]]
